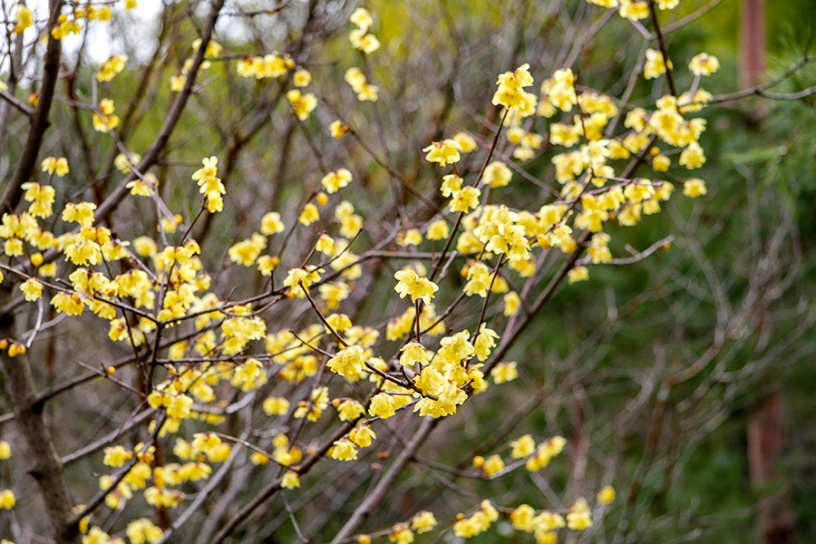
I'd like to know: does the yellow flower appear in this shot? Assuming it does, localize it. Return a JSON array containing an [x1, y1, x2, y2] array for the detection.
[[502, 292, 521, 316], [345, 67, 379, 102], [281, 470, 301, 489], [619, 0, 649, 20], [658, 0, 679, 8], [491, 361, 518, 384], [440, 174, 463, 197], [321, 168, 353, 194], [423, 139, 461, 166], [387, 524, 414, 544], [453, 131, 477, 152], [369, 392, 396, 419], [484, 161, 512, 188], [597, 485, 616, 504], [679, 142, 706, 169], [335, 399, 365, 421], [463, 262, 491, 297], [286, 90, 317, 120], [103, 445, 133, 467], [228, 233, 266, 266], [13, 5, 34, 34], [357, 83, 379, 102], [689, 53, 720, 76], [126, 518, 163, 544], [51, 292, 84, 315], [41, 156, 70, 176], [283, 266, 322, 297], [411, 511, 437, 533], [394, 267, 439, 304], [652, 154, 671, 172], [448, 186, 481, 213], [260, 212, 285, 235], [349, 8, 373, 30], [567, 498, 593, 530], [293, 68, 311, 87], [349, 425, 376, 447], [0, 489, 15, 510], [0, 441, 11, 460], [97, 55, 128, 82], [510, 434, 536, 458], [350, 29, 380, 54], [330, 439, 357, 461], [473, 324, 498, 361], [482, 454, 505, 476], [568, 266, 589, 284], [170, 74, 186, 91], [526, 436, 567, 471], [330, 120, 349, 138], [92, 99, 120, 132], [298, 203, 320, 225], [587, 0, 619, 8], [426, 220, 449, 241], [20, 277, 43, 301], [327, 345, 365, 378], [191, 156, 227, 212], [510, 504, 536, 532], [166, 394, 193, 420], [262, 396, 290, 416], [493, 63, 537, 116], [396, 229, 422, 247], [534, 511, 565, 533], [683, 178, 707, 197], [644, 48, 672, 80], [400, 341, 429, 368], [541, 68, 577, 112], [315, 233, 336, 255], [257, 255, 280, 276]]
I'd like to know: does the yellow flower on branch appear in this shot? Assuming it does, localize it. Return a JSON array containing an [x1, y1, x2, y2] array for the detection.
[[97, 55, 128, 82], [423, 139, 461, 166], [394, 267, 438, 304]]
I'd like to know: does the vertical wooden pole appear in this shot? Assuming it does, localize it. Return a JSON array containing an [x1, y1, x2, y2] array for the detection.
[[739, 0, 766, 87]]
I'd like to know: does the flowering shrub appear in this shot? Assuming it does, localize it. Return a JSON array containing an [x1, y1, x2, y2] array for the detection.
[[0, 1, 811, 543]]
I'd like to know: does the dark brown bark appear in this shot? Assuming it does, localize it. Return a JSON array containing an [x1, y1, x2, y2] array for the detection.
[[748, 391, 795, 544]]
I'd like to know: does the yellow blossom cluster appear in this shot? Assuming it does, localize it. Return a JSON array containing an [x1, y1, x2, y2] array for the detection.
[[0, 6, 735, 541], [349, 8, 380, 54], [287, 89, 318, 121], [92, 99, 120, 132], [454, 500, 499, 538], [97, 55, 128, 82], [192, 156, 225, 212], [492, 63, 537, 117], [345, 67, 379, 102], [237, 53, 295, 79]]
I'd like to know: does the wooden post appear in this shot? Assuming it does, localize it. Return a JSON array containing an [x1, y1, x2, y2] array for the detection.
[[739, 0, 766, 88]]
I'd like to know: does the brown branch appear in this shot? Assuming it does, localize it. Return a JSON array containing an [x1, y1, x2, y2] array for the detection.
[[708, 55, 814, 105], [648, 0, 677, 97], [0, 89, 33, 117]]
